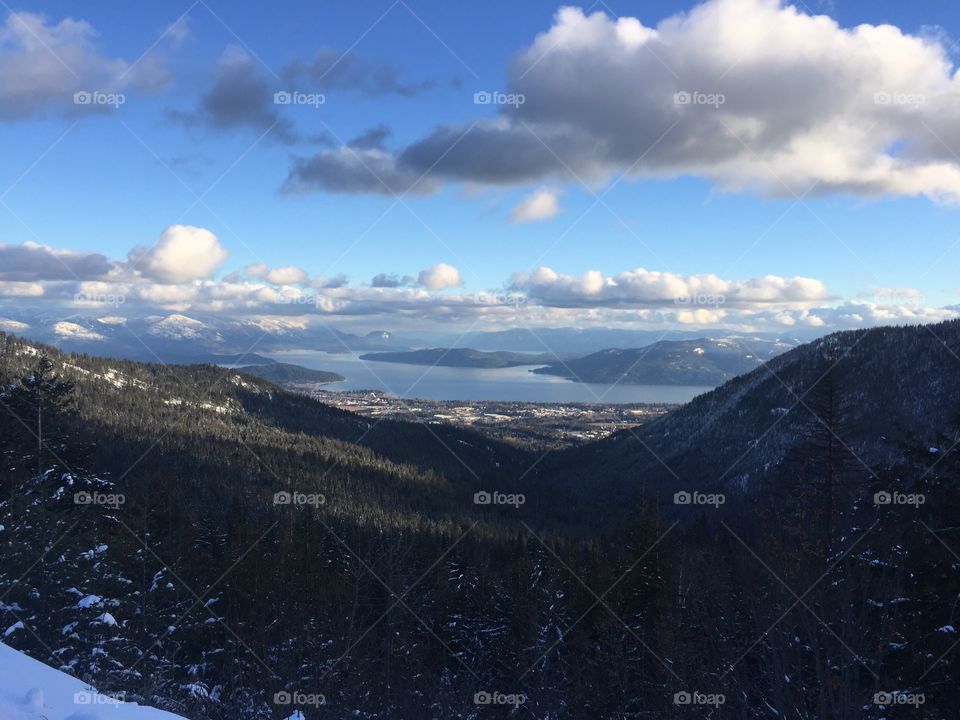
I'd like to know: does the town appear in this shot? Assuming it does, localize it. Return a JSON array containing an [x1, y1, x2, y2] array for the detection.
[[310, 388, 674, 448]]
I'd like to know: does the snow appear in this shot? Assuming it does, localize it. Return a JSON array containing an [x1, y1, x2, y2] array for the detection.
[[0, 319, 29, 333], [4, 621, 24, 637], [76, 595, 103, 609], [52, 322, 105, 341], [0, 641, 186, 719], [147, 314, 205, 340]]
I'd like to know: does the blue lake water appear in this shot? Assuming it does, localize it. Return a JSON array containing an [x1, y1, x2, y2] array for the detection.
[[270, 351, 712, 404]]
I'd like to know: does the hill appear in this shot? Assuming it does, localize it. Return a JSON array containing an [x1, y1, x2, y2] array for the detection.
[[359, 347, 571, 368], [532, 337, 795, 385], [238, 362, 345, 385]]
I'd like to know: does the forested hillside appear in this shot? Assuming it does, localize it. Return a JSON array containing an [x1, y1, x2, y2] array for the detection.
[[533, 337, 794, 386], [1, 326, 958, 719]]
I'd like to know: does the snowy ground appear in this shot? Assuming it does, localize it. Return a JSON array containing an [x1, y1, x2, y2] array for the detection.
[[0, 641, 185, 719]]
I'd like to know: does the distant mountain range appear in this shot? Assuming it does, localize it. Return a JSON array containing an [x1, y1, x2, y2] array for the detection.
[[359, 347, 573, 368], [0, 307, 816, 361], [0, 308, 404, 361], [533, 337, 797, 385]]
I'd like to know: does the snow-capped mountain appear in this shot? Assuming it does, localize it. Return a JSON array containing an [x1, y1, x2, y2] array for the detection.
[[0, 308, 409, 362]]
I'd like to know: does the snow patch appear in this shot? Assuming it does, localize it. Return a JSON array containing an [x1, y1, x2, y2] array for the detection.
[[0, 640, 185, 718]]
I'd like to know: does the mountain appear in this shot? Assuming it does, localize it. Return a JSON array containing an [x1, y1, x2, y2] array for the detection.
[[359, 347, 575, 368], [532, 336, 796, 385], [239, 362, 345, 385]]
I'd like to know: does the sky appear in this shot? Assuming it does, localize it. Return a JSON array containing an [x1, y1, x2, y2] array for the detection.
[[2, 0, 960, 338]]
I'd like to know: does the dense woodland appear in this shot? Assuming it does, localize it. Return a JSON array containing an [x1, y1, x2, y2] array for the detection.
[[1, 323, 959, 718]]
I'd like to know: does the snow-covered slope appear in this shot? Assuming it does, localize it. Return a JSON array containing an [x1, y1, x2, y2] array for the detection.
[[0, 641, 185, 719]]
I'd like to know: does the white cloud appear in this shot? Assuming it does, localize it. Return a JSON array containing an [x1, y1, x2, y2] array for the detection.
[[418, 263, 464, 290], [0, 281, 43, 297], [510, 266, 832, 308], [245, 263, 309, 285], [138, 225, 228, 283], [510, 188, 561, 222]]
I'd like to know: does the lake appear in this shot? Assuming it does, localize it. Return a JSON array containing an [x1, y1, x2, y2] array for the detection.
[[270, 351, 712, 404]]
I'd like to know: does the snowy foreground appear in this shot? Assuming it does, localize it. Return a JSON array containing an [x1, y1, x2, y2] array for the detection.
[[0, 641, 185, 720]]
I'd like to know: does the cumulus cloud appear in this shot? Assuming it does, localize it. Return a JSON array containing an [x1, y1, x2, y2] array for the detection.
[[245, 263, 309, 285], [136, 225, 228, 283], [418, 263, 464, 290], [0, 241, 111, 281], [0, 11, 167, 121], [287, 0, 960, 203], [511, 187, 561, 222], [510, 266, 832, 308]]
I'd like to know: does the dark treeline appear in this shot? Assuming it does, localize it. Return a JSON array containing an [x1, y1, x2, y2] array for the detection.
[[0, 328, 958, 719]]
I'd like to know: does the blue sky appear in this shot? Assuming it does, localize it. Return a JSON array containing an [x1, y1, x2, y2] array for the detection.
[[2, 0, 960, 336]]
